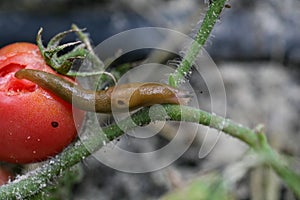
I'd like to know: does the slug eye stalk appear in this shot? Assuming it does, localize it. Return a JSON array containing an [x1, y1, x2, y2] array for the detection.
[[15, 69, 191, 113]]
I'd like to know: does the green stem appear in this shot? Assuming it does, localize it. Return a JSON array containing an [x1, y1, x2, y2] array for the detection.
[[71, 24, 105, 71], [1, 105, 299, 199], [168, 0, 227, 87], [255, 131, 300, 197]]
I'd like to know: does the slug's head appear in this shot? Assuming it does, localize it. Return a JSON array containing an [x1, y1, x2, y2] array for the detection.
[[107, 82, 191, 112]]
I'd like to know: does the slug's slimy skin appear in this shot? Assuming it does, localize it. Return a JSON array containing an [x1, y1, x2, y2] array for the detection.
[[15, 69, 189, 113]]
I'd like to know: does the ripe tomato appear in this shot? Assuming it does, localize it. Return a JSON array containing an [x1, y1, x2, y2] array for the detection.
[[0, 43, 84, 164]]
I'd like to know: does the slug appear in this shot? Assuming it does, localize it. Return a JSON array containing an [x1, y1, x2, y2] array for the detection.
[[15, 69, 190, 113]]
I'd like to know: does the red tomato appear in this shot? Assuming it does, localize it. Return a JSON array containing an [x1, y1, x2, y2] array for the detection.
[[0, 43, 84, 164], [0, 167, 13, 186]]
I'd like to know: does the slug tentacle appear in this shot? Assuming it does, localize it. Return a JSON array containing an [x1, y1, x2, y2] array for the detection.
[[15, 69, 190, 113]]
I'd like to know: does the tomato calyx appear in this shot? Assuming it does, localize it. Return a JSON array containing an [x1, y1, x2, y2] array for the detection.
[[37, 26, 88, 75]]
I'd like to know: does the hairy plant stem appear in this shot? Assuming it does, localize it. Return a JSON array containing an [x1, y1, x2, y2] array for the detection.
[[0, 105, 299, 199], [168, 0, 226, 87]]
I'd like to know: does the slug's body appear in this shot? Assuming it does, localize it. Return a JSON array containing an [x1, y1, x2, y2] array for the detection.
[[15, 69, 189, 113]]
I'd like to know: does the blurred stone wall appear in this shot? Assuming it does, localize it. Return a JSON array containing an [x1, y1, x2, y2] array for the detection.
[[0, 0, 299, 64]]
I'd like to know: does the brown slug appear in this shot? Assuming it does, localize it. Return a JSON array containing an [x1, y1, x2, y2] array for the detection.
[[15, 69, 190, 113]]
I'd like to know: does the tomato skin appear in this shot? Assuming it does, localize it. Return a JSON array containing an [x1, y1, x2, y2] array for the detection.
[[0, 43, 84, 164]]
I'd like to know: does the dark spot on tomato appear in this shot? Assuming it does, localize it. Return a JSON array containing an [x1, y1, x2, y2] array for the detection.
[[51, 121, 59, 128]]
